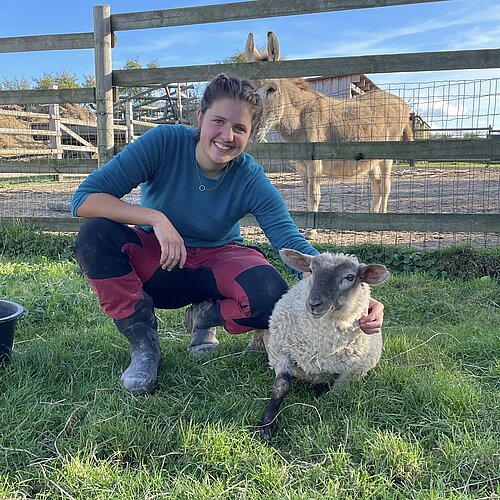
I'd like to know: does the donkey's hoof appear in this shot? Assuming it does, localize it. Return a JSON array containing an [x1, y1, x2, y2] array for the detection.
[[304, 228, 318, 240]]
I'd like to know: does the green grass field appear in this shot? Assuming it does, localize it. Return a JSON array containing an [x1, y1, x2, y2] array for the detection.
[[0, 228, 498, 499]]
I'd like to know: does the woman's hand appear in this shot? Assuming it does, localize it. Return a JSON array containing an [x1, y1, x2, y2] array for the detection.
[[77, 194, 187, 272], [359, 297, 384, 335], [152, 217, 187, 271]]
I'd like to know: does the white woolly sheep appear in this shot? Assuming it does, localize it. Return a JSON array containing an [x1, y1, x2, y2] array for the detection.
[[255, 249, 389, 440]]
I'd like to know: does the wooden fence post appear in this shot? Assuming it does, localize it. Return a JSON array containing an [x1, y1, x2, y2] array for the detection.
[[48, 84, 62, 159], [48, 83, 63, 180], [125, 99, 134, 143], [93, 5, 114, 166]]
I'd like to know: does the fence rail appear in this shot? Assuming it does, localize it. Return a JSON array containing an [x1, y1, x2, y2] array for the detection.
[[110, 0, 449, 31], [112, 48, 500, 86]]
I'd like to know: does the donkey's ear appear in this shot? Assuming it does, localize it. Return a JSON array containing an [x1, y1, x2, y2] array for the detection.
[[267, 31, 280, 61], [358, 264, 390, 285], [246, 32, 261, 62], [279, 249, 313, 273]]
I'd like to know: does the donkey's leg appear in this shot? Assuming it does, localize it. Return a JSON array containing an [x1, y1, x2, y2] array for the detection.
[[369, 160, 383, 213], [379, 159, 393, 213], [304, 160, 322, 239]]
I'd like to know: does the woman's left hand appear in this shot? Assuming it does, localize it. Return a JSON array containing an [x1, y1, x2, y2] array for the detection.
[[359, 298, 384, 335]]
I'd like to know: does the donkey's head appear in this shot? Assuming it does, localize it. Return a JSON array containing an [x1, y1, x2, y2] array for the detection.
[[246, 32, 287, 142]]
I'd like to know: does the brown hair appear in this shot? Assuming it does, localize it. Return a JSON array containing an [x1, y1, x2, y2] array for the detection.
[[198, 73, 264, 141]]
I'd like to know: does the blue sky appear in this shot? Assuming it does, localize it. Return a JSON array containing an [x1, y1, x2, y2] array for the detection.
[[1, 0, 499, 130], [1, 0, 499, 83]]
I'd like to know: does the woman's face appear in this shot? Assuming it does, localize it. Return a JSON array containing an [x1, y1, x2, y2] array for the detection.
[[195, 98, 253, 175]]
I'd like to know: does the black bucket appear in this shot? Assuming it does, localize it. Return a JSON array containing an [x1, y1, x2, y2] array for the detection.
[[0, 300, 25, 365]]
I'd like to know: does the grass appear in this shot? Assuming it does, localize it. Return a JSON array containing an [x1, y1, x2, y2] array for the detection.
[[0, 228, 499, 499]]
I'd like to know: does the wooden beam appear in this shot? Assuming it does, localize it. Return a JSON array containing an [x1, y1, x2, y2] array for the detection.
[[241, 212, 500, 233], [0, 159, 97, 174], [0, 33, 94, 53], [112, 48, 500, 86], [0, 139, 497, 167], [0, 88, 95, 105], [110, 0, 449, 31], [1, 211, 497, 234], [250, 139, 499, 161]]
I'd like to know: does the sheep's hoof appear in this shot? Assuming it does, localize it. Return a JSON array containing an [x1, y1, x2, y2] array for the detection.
[[245, 329, 268, 353], [311, 383, 331, 397], [255, 421, 276, 441]]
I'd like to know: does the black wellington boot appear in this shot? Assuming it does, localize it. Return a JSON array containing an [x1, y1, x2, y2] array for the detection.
[[114, 292, 161, 395], [184, 300, 223, 356]]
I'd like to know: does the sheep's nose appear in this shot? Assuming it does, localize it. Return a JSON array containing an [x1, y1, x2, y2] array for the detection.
[[308, 299, 323, 313]]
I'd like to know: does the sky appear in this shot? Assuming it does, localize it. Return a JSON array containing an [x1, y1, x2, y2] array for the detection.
[[1, 0, 499, 130]]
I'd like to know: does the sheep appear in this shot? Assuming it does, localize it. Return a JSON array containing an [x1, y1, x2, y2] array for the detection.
[[246, 31, 414, 238], [254, 249, 389, 440]]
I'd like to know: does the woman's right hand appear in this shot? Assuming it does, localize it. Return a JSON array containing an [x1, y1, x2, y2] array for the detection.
[[152, 217, 187, 271], [77, 194, 187, 271]]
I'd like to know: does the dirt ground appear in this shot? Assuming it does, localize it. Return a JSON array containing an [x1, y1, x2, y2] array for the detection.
[[0, 165, 498, 249]]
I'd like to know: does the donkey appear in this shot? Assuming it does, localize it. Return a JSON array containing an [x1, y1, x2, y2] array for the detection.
[[246, 32, 414, 238]]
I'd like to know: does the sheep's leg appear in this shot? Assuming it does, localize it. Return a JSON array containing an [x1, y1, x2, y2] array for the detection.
[[244, 328, 268, 353], [257, 371, 292, 441], [332, 369, 366, 394]]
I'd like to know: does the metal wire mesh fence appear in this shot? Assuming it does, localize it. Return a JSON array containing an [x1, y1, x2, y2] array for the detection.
[[0, 77, 499, 249]]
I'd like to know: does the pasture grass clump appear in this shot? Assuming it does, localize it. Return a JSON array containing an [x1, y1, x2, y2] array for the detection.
[[0, 224, 499, 498]]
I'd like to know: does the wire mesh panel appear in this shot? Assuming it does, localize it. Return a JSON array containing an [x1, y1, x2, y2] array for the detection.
[[0, 101, 96, 221], [0, 78, 499, 249], [246, 76, 500, 248], [0, 84, 200, 224]]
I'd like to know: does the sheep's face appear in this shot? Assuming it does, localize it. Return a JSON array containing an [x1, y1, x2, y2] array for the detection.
[[307, 258, 361, 316], [279, 249, 390, 318]]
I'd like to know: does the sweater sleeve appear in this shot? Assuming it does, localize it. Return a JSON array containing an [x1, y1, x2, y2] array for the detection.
[[71, 126, 167, 217], [242, 156, 320, 272]]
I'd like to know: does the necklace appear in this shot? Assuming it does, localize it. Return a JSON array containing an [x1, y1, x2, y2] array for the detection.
[[196, 161, 232, 192]]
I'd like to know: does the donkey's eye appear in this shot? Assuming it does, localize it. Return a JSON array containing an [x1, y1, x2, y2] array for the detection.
[[345, 274, 355, 282]]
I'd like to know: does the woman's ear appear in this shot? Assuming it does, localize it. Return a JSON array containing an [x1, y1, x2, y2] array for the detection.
[[196, 108, 203, 126]]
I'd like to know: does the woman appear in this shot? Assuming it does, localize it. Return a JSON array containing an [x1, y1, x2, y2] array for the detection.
[[72, 74, 384, 396]]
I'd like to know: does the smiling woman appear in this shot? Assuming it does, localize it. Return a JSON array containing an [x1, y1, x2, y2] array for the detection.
[[68, 73, 330, 396]]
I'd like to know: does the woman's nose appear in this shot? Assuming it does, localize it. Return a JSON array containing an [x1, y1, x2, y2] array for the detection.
[[220, 126, 234, 141]]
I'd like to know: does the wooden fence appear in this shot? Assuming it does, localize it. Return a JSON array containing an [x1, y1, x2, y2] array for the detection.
[[0, 0, 499, 236]]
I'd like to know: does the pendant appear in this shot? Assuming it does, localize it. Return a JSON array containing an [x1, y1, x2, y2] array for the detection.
[[199, 185, 206, 192]]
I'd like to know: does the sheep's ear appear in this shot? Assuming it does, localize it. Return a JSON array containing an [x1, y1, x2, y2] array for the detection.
[[358, 264, 390, 285], [279, 249, 313, 273], [267, 31, 280, 61], [246, 32, 261, 62]]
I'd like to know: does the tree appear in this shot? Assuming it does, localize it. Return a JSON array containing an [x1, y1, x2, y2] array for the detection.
[[0, 76, 31, 90], [33, 70, 80, 89], [218, 50, 247, 65]]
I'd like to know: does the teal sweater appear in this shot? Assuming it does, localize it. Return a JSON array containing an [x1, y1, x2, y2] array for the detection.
[[71, 124, 318, 257]]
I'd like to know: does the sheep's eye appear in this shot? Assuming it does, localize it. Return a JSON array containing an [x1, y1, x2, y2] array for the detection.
[[345, 274, 355, 282], [267, 86, 276, 95]]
